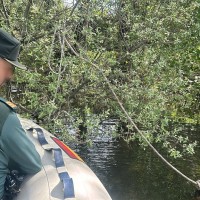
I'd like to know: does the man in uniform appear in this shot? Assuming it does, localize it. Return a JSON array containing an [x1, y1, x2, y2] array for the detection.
[[0, 29, 42, 199]]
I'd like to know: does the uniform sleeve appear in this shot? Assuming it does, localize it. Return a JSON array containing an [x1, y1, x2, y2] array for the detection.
[[1, 112, 42, 174]]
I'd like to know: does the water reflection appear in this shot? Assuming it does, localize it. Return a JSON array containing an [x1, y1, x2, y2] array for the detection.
[[69, 125, 200, 200]]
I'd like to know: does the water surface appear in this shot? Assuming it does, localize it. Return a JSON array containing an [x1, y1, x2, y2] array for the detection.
[[69, 125, 200, 200]]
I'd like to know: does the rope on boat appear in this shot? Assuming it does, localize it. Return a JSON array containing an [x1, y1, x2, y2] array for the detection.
[[64, 36, 200, 189]]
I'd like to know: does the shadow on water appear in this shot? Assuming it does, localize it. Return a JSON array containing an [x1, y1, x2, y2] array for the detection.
[[69, 125, 200, 200]]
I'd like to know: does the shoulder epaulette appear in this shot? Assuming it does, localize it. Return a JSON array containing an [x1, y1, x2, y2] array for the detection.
[[0, 97, 17, 111]]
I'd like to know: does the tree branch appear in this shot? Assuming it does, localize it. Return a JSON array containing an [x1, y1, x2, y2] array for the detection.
[[1, 0, 10, 27]]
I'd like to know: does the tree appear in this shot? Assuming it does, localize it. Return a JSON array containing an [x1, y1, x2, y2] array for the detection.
[[0, 0, 199, 157]]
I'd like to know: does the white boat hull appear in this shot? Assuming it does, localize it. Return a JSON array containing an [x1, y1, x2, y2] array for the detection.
[[13, 118, 112, 200]]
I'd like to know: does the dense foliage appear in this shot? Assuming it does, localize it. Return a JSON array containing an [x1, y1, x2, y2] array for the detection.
[[0, 0, 199, 157]]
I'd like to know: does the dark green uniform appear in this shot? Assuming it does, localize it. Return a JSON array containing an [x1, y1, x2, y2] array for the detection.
[[0, 97, 42, 198]]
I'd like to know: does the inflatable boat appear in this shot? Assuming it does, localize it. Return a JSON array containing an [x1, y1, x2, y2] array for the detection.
[[13, 118, 112, 200]]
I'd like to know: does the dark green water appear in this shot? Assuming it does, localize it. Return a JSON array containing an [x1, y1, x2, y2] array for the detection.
[[70, 125, 200, 200]]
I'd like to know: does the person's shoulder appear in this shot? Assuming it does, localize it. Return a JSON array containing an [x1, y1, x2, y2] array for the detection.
[[0, 97, 17, 112], [0, 98, 18, 133]]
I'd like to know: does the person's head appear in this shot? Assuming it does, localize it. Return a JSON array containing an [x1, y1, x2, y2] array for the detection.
[[0, 28, 27, 87], [0, 58, 15, 86]]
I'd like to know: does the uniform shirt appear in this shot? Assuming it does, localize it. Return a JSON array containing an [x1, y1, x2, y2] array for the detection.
[[0, 97, 42, 198]]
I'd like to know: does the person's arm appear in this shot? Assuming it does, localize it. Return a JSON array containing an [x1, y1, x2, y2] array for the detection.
[[1, 112, 42, 174]]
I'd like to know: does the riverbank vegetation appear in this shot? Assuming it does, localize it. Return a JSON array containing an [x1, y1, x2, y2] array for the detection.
[[0, 0, 199, 158]]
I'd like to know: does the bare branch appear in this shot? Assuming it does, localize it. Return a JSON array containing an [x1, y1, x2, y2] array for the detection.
[[70, 0, 81, 16], [21, 0, 33, 39]]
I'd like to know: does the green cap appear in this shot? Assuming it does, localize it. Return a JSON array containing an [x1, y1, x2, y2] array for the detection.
[[0, 28, 27, 70]]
